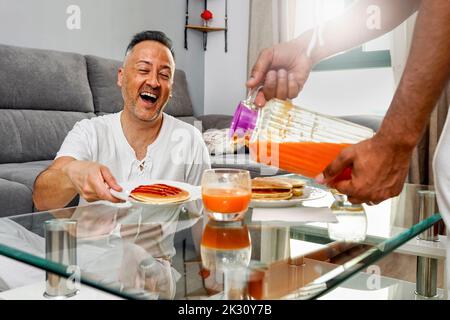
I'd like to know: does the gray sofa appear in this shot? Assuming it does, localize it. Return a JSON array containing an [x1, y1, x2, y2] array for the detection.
[[0, 43, 383, 218], [0, 43, 235, 218]]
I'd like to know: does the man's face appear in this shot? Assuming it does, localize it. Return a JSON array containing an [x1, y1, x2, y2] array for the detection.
[[118, 40, 175, 123]]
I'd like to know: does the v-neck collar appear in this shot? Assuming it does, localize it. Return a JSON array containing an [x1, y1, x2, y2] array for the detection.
[[115, 111, 168, 161]]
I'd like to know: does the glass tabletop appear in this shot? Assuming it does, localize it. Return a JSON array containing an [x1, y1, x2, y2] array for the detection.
[[0, 176, 441, 300]]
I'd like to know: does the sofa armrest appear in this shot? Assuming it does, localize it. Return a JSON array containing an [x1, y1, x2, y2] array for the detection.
[[338, 115, 383, 132], [197, 114, 233, 131]]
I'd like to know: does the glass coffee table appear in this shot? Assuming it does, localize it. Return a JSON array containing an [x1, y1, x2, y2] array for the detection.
[[0, 176, 443, 300]]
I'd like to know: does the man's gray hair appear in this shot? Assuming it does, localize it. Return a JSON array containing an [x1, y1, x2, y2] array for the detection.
[[125, 30, 175, 60]]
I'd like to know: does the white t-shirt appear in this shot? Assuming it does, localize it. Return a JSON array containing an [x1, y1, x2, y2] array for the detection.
[[56, 112, 211, 188], [433, 106, 450, 295]]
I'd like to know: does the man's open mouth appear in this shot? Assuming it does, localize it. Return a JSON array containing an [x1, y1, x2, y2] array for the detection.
[[139, 91, 158, 104]]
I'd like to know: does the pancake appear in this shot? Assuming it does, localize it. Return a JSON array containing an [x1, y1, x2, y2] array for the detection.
[[130, 184, 190, 204], [271, 177, 306, 197], [252, 190, 293, 200], [251, 178, 293, 200], [292, 188, 304, 197], [273, 177, 306, 188]]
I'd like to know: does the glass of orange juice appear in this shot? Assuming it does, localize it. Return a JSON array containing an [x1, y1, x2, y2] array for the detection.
[[201, 169, 252, 221]]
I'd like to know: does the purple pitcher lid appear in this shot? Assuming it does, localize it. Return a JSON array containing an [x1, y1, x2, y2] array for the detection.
[[229, 86, 262, 138]]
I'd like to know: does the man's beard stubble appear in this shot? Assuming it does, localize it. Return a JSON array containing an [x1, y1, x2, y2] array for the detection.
[[129, 98, 166, 124]]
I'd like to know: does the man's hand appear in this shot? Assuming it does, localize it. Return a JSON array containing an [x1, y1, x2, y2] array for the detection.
[[245, 0, 421, 108], [316, 135, 414, 204], [246, 35, 316, 107], [63, 160, 124, 203]]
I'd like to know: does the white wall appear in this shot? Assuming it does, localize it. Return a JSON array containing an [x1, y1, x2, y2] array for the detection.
[[0, 0, 206, 116], [294, 67, 395, 116], [203, 0, 250, 116], [0, 0, 397, 117], [293, 0, 396, 117]]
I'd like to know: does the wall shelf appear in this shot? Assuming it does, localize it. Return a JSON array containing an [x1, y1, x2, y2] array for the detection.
[[184, 0, 228, 52], [185, 25, 226, 32]]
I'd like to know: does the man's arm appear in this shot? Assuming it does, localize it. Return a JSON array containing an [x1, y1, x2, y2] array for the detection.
[[33, 157, 78, 211], [376, 0, 450, 151], [247, 0, 420, 106], [33, 157, 123, 211], [322, 0, 450, 203]]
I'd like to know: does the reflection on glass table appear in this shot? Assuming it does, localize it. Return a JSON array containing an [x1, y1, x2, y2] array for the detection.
[[0, 200, 203, 299], [327, 193, 367, 243], [0, 178, 443, 300], [200, 219, 251, 299]]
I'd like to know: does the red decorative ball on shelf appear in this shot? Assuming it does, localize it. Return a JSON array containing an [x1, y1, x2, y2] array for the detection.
[[201, 9, 213, 21]]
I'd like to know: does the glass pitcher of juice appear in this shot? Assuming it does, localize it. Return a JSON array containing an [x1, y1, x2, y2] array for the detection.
[[246, 99, 375, 179]]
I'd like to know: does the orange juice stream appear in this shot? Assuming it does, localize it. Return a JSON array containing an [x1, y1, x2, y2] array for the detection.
[[250, 141, 351, 178], [202, 188, 251, 214]]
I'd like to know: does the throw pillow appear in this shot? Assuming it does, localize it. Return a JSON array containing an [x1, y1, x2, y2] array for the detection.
[[203, 128, 248, 155]]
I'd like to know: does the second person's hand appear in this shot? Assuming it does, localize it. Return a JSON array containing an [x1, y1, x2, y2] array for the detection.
[[315, 135, 413, 204], [246, 32, 318, 107]]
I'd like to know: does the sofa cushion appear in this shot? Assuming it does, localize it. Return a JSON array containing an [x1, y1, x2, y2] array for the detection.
[[166, 70, 194, 117], [85, 55, 123, 115], [0, 160, 52, 191], [197, 114, 233, 131], [0, 178, 33, 217], [0, 110, 95, 163], [85, 55, 194, 117], [0, 44, 94, 112], [176, 116, 200, 127]]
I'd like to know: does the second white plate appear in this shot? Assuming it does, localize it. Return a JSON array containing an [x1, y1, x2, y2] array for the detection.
[[249, 186, 327, 208]]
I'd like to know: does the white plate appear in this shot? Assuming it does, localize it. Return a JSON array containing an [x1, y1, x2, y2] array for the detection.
[[110, 179, 201, 207], [249, 186, 327, 208]]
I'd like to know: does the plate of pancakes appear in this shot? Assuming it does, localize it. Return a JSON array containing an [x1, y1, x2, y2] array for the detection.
[[110, 180, 201, 206], [250, 176, 327, 208]]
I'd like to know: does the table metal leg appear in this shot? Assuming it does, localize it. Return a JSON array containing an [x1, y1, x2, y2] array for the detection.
[[43, 219, 79, 299], [416, 256, 438, 298], [415, 190, 440, 298]]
